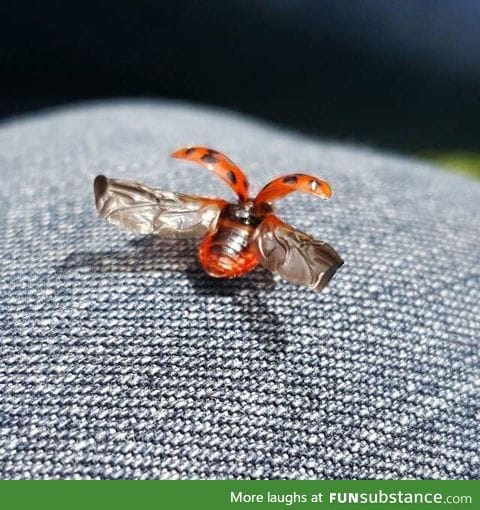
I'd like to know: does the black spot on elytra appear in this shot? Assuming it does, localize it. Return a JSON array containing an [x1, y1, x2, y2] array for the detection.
[[283, 175, 298, 184], [201, 153, 218, 164], [185, 147, 195, 155], [227, 170, 237, 184]]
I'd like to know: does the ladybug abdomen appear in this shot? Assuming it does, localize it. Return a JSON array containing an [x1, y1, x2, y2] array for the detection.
[[198, 219, 260, 278]]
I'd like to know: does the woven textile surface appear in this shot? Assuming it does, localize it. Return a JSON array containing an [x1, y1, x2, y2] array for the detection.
[[0, 101, 479, 479]]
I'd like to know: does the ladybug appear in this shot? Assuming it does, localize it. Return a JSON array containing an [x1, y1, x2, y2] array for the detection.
[[94, 147, 343, 291]]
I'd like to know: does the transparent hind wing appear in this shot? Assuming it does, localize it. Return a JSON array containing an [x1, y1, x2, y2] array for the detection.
[[94, 175, 226, 238], [254, 215, 343, 291]]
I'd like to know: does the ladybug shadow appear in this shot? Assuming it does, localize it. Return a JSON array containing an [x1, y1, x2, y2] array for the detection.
[[58, 236, 197, 274], [186, 266, 287, 350], [58, 235, 287, 349]]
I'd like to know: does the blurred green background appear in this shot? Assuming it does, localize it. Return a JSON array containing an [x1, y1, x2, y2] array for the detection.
[[422, 153, 480, 180]]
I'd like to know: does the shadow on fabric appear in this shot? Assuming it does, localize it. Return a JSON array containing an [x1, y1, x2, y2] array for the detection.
[[57, 235, 288, 350]]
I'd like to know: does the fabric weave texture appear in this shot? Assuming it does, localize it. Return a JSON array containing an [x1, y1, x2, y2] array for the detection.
[[0, 101, 479, 479]]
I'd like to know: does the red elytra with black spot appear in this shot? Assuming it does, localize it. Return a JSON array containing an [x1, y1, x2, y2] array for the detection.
[[94, 147, 343, 291]]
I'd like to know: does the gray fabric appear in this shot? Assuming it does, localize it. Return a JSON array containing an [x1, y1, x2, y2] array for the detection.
[[0, 100, 479, 480]]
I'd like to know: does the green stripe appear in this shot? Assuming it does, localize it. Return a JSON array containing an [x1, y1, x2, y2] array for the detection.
[[0, 480, 478, 510]]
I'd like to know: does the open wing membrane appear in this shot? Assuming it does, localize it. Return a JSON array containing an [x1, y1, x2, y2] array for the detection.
[[255, 215, 343, 291], [94, 175, 225, 238]]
